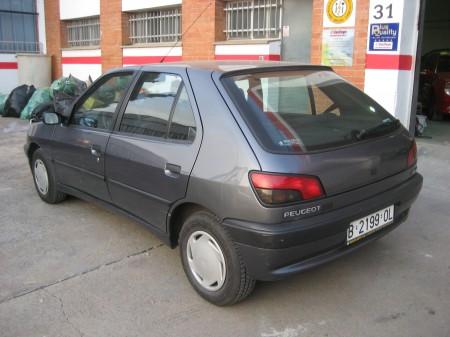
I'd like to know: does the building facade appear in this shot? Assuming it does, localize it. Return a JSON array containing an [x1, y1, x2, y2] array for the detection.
[[44, 0, 371, 85], [0, 0, 422, 129], [0, 0, 46, 93]]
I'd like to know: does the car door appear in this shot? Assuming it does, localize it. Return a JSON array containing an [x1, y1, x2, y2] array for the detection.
[[52, 71, 135, 201], [105, 70, 202, 231]]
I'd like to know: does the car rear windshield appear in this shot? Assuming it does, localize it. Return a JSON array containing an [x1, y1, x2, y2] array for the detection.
[[221, 69, 400, 153]]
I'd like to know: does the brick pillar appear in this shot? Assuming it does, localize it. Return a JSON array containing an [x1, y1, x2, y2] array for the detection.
[[44, 0, 63, 79], [100, 0, 129, 72], [310, 0, 369, 90], [182, 0, 225, 61]]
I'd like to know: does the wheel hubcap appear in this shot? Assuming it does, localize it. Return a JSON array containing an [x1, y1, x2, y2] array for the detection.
[[186, 231, 226, 291], [34, 159, 49, 195]]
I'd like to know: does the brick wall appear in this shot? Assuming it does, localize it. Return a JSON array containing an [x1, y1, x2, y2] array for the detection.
[[182, 0, 225, 60], [100, 0, 129, 72], [46, 0, 370, 86], [44, 0, 63, 79], [311, 0, 369, 89]]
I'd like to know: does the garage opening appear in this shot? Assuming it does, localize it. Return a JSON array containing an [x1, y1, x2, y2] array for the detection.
[[416, 0, 450, 141]]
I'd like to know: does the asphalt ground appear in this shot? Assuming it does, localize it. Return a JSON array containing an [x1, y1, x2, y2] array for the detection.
[[0, 117, 449, 337]]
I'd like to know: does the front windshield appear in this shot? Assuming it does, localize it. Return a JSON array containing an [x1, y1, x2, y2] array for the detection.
[[222, 70, 400, 153]]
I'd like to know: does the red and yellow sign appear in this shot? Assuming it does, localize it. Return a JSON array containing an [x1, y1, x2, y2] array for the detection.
[[326, 0, 354, 24]]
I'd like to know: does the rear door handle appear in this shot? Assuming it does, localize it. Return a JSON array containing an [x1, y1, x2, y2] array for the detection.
[[164, 163, 181, 178], [90, 145, 102, 157]]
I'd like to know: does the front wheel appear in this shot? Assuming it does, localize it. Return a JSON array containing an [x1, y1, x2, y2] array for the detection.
[[179, 211, 255, 306], [31, 149, 66, 204]]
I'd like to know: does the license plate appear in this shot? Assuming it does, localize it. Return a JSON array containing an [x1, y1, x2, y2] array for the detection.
[[347, 205, 394, 245]]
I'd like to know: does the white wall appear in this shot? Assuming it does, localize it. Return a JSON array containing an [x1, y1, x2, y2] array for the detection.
[[123, 46, 182, 66], [59, 0, 100, 20], [0, 55, 18, 94], [62, 49, 102, 81], [215, 41, 281, 60], [122, 0, 181, 11], [364, 0, 421, 129]]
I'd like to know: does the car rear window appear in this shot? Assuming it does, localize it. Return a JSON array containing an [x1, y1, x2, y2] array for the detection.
[[221, 69, 400, 153]]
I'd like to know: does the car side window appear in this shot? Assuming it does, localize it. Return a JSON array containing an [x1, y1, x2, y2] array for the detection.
[[120, 72, 197, 143], [168, 85, 197, 142], [120, 72, 181, 138], [71, 73, 133, 130]]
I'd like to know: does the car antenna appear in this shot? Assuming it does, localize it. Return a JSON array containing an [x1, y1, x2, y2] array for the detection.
[[160, 1, 213, 63]]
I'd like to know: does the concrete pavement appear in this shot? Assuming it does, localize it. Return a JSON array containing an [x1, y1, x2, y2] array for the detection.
[[0, 117, 449, 337]]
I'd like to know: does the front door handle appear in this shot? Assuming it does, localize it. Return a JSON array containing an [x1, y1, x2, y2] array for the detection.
[[164, 163, 181, 178], [90, 145, 102, 157]]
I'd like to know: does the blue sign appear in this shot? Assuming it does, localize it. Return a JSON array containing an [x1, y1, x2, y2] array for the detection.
[[369, 23, 399, 52]]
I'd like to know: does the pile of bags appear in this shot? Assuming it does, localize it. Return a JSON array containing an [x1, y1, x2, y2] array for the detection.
[[0, 75, 88, 120], [0, 85, 36, 118]]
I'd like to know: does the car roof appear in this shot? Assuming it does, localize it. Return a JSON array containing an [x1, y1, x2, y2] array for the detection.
[[121, 61, 332, 75]]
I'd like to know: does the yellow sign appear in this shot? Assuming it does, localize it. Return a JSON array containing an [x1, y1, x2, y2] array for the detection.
[[326, 0, 353, 24]]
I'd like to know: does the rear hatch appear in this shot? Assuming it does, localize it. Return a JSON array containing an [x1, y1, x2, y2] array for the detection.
[[257, 130, 412, 197], [220, 67, 415, 199]]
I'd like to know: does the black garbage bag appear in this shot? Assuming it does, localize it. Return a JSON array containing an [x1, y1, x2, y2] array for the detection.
[[51, 75, 87, 117], [31, 102, 55, 122], [53, 91, 76, 117], [2, 85, 36, 117]]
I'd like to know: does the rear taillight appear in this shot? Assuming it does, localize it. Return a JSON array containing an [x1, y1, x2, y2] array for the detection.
[[407, 141, 417, 167], [249, 172, 325, 205]]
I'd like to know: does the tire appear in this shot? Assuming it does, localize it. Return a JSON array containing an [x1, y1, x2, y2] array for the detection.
[[179, 211, 255, 306], [31, 149, 66, 204]]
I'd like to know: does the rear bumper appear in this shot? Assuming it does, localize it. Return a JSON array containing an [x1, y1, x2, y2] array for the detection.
[[222, 173, 423, 281]]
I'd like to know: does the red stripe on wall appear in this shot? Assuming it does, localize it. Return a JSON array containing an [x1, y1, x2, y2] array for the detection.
[[61, 56, 102, 64], [0, 62, 18, 69], [215, 54, 281, 61], [365, 54, 413, 71], [122, 55, 182, 64]]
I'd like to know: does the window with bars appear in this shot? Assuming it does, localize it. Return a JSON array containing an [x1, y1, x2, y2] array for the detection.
[[0, 0, 40, 53], [66, 17, 100, 47], [224, 0, 282, 40], [128, 7, 181, 44]]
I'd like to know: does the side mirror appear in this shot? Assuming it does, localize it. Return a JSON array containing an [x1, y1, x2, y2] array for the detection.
[[43, 112, 61, 125]]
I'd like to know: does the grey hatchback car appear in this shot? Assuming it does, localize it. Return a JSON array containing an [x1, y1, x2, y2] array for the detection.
[[25, 62, 422, 305]]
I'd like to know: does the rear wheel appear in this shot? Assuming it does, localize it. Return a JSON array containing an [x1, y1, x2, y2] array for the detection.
[[179, 211, 255, 305], [31, 149, 66, 204]]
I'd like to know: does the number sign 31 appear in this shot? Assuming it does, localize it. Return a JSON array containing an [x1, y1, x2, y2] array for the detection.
[[370, 0, 399, 22]]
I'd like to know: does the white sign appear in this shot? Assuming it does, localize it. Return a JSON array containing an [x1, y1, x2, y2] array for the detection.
[[321, 28, 355, 66], [367, 0, 405, 53], [323, 0, 357, 28]]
